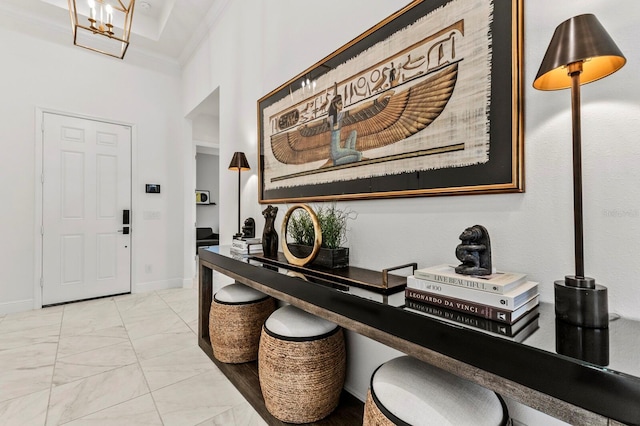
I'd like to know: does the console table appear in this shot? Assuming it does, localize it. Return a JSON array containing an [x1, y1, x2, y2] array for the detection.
[[198, 246, 640, 425]]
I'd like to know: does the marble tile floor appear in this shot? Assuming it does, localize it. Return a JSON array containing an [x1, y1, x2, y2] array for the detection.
[[0, 287, 267, 426]]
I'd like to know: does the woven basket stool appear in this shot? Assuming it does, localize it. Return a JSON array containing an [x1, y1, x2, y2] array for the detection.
[[258, 304, 346, 424], [209, 283, 276, 364], [364, 356, 509, 426]]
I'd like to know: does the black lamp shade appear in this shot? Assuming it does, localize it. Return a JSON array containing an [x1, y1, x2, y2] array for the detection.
[[533, 14, 626, 90], [228, 152, 250, 171]]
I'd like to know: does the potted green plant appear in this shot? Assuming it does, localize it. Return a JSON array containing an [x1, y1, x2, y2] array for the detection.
[[286, 204, 355, 269]]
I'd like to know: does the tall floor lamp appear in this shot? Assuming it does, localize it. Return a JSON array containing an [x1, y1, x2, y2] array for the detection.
[[533, 14, 626, 328], [228, 152, 250, 240]]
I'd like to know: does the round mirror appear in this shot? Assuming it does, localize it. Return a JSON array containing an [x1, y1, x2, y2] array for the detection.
[[281, 204, 322, 266]]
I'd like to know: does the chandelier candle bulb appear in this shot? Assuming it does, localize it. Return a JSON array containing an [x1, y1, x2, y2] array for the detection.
[[106, 4, 113, 25], [88, 1, 96, 20]]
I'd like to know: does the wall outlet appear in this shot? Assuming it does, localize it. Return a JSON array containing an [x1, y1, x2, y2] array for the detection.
[[145, 264, 152, 274]]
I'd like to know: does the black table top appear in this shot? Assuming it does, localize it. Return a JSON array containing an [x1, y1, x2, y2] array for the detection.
[[201, 246, 640, 424]]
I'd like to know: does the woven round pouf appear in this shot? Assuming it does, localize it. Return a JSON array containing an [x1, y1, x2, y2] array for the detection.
[[209, 283, 276, 364], [364, 356, 509, 426], [258, 304, 346, 424]]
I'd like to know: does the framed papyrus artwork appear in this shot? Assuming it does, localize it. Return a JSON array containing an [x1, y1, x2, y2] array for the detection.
[[258, 0, 523, 203]]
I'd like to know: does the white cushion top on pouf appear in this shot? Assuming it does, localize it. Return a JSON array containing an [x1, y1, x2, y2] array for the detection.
[[214, 283, 268, 304], [372, 356, 505, 426], [265, 305, 338, 339]]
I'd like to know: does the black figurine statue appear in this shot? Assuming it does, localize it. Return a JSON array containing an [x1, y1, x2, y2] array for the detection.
[[241, 217, 255, 239], [262, 205, 279, 258], [455, 225, 492, 276]]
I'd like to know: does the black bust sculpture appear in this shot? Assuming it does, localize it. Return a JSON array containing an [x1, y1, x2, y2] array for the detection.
[[455, 225, 492, 276], [241, 217, 255, 239], [262, 205, 279, 258]]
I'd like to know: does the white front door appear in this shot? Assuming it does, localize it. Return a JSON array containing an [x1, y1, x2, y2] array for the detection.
[[42, 112, 131, 305]]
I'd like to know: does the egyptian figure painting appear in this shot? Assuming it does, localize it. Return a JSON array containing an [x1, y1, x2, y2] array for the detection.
[[258, 0, 523, 202]]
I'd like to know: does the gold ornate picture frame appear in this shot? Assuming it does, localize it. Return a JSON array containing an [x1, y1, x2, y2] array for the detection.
[[258, 0, 523, 203]]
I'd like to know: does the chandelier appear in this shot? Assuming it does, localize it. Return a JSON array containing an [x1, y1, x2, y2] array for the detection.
[[68, 0, 135, 59]]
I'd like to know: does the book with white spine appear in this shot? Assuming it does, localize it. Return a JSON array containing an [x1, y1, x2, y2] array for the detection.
[[407, 276, 538, 310], [414, 264, 527, 295]]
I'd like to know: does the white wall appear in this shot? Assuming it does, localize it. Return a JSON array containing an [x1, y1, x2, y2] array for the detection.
[[0, 25, 185, 312], [181, 0, 640, 423], [182, 0, 640, 318], [181, 0, 266, 246]]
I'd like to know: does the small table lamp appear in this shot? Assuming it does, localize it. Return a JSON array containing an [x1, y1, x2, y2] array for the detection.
[[533, 14, 626, 328], [228, 152, 250, 240]]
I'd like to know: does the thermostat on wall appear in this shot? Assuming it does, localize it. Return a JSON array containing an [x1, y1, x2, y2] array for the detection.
[[145, 184, 161, 193]]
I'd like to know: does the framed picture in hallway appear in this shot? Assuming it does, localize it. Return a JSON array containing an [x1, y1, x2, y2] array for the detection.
[[196, 190, 210, 205], [257, 0, 524, 203]]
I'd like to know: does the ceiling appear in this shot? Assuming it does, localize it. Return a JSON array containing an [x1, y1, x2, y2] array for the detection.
[[0, 0, 228, 64]]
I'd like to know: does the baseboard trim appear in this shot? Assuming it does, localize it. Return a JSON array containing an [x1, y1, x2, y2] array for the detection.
[[133, 278, 182, 293], [1, 278, 187, 315], [0, 298, 35, 315], [343, 384, 366, 403]]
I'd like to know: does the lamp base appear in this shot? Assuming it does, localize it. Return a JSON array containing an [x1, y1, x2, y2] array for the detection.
[[554, 276, 608, 328]]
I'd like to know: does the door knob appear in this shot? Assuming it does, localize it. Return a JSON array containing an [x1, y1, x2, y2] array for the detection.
[[118, 227, 130, 234]]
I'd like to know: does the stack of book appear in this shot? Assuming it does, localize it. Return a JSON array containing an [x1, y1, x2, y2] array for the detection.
[[405, 264, 540, 340], [230, 238, 263, 256]]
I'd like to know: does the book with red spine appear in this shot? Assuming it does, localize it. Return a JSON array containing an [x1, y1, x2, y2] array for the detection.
[[405, 287, 539, 324], [404, 299, 540, 342]]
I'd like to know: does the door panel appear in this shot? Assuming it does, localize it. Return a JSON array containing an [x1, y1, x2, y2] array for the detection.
[[62, 150, 85, 218], [42, 112, 131, 305], [61, 234, 84, 284]]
